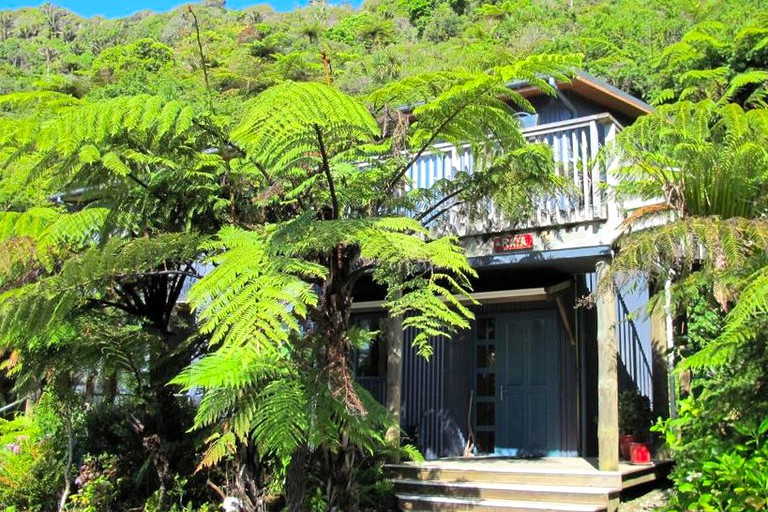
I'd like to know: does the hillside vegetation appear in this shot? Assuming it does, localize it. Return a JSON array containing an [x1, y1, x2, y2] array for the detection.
[[0, 0, 763, 106]]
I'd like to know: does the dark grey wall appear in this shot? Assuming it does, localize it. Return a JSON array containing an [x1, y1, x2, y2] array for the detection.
[[527, 91, 634, 127]]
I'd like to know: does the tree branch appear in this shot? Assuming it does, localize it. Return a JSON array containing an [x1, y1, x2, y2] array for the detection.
[[116, 270, 202, 280], [313, 123, 339, 219], [422, 200, 465, 226], [115, 284, 146, 314], [187, 6, 214, 113], [382, 107, 466, 200], [87, 298, 140, 316], [376, 81, 495, 211], [415, 184, 470, 222]]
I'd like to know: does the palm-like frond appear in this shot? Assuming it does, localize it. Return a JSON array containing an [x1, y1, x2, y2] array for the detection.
[[0, 207, 110, 290], [0, 232, 202, 344], [189, 226, 325, 353], [606, 100, 768, 221], [693, 264, 768, 368], [612, 217, 768, 278], [0, 94, 225, 228]]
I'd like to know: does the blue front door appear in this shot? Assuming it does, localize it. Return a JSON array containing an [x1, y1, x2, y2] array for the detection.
[[475, 311, 562, 456]]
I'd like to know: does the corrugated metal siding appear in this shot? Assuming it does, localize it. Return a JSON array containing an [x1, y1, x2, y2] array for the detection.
[[402, 328, 447, 459], [357, 376, 386, 404], [400, 300, 581, 458]]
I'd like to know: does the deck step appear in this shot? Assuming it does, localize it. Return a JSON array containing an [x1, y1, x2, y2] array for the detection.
[[387, 464, 621, 488], [395, 479, 618, 505], [398, 494, 608, 512], [388, 459, 672, 512]]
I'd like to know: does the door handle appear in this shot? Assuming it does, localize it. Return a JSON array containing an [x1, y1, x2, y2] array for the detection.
[[499, 385, 503, 402]]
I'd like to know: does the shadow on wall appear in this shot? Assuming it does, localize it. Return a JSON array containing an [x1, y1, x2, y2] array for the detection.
[[413, 408, 468, 460]]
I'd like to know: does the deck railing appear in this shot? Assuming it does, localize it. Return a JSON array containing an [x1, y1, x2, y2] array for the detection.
[[617, 291, 654, 406], [405, 113, 622, 236]]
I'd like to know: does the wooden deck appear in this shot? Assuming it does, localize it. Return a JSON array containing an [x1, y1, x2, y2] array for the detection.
[[386, 457, 672, 512]]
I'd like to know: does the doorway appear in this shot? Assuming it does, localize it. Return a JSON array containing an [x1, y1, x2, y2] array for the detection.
[[474, 310, 562, 456]]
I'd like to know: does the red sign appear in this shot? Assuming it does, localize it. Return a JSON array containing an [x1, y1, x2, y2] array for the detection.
[[493, 232, 534, 253]]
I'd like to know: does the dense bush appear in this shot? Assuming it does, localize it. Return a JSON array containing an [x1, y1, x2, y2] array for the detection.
[[0, 392, 77, 512]]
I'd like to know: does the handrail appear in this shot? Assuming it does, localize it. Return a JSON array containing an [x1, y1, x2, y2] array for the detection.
[[0, 397, 27, 415], [522, 112, 622, 137]]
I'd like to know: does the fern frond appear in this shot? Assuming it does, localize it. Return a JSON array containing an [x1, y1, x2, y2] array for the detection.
[[612, 217, 768, 280], [189, 226, 324, 352], [0, 91, 81, 113], [0, 233, 202, 343]]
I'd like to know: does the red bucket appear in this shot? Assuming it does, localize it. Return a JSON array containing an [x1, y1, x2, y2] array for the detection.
[[630, 442, 651, 464]]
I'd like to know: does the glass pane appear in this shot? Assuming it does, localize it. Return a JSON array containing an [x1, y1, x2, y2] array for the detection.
[[476, 402, 495, 426], [476, 373, 495, 397], [355, 327, 386, 377], [476, 431, 495, 454], [477, 318, 495, 340], [476, 344, 496, 369]]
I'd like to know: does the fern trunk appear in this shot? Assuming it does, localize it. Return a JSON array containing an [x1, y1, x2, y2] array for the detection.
[[285, 443, 310, 512]]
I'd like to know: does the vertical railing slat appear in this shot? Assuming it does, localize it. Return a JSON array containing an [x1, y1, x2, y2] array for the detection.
[[580, 127, 591, 221], [590, 120, 602, 218]]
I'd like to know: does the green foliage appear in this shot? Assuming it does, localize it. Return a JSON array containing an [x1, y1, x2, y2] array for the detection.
[[7, 1, 768, 509], [0, 392, 83, 512], [189, 226, 324, 353], [169, 58, 575, 509], [69, 454, 120, 512], [657, 403, 768, 511], [618, 389, 653, 438], [608, 97, 768, 506], [609, 101, 768, 221], [654, 13, 768, 108], [422, 3, 465, 43]]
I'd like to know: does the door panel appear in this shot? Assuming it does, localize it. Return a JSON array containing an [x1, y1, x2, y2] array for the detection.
[[494, 311, 561, 456]]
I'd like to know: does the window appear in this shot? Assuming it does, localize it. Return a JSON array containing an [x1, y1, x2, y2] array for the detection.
[[352, 315, 387, 378]]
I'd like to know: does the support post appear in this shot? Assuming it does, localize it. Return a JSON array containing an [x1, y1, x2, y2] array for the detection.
[[385, 315, 403, 448], [596, 260, 619, 472]]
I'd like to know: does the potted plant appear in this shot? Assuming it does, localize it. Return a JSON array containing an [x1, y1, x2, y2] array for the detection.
[[618, 389, 653, 462]]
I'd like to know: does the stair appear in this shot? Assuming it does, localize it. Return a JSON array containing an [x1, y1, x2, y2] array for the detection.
[[386, 460, 624, 512]]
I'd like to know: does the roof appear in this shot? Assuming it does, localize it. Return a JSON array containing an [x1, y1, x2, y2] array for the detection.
[[512, 71, 654, 119], [397, 70, 653, 119]]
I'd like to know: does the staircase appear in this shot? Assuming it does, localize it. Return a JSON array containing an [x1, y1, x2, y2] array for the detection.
[[386, 458, 669, 512]]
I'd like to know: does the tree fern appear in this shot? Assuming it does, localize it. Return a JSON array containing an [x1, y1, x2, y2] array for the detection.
[[0, 232, 203, 344], [603, 97, 768, 380], [1, 55, 584, 508], [694, 264, 768, 368]]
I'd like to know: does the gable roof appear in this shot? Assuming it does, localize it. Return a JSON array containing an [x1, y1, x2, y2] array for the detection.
[[513, 71, 654, 119]]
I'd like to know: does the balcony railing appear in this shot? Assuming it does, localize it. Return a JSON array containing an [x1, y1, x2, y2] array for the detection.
[[406, 113, 622, 236]]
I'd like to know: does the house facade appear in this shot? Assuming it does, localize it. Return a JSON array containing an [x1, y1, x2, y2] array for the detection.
[[352, 73, 668, 471]]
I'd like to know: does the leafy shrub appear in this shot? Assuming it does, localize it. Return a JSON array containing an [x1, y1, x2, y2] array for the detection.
[[69, 454, 120, 512], [0, 393, 77, 512], [659, 413, 768, 511], [618, 388, 653, 438]]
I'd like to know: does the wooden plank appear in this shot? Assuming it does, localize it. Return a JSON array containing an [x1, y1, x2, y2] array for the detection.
[[595, 261, 619, 472], [579, 127, 590, 220], [589, 121, 602, 217], [352, 288, 550, 312]]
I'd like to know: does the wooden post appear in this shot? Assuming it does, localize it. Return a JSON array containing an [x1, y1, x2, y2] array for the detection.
[[385, 315, 403, 447], [596, 260, 619, 472]]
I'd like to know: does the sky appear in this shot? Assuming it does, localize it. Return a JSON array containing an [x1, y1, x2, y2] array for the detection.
[[0, 0, 339, 17]]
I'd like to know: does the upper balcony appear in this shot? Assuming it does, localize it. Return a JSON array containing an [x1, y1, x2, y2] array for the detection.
[[405, 112, 623, 239]]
